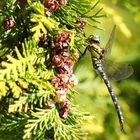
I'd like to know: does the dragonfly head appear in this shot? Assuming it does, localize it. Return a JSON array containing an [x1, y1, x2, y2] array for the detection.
[[88, 35, 100, 44]]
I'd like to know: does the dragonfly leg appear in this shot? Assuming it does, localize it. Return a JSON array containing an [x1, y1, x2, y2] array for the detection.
[[79, 44, 101, 61], [78, 45, 90, 61], [92, 47, 100, 55]]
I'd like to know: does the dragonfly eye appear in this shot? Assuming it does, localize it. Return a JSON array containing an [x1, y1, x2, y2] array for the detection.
[[88, 35, 100, 44]]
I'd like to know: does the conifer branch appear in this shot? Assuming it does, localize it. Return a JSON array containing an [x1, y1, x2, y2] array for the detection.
[[0, 0, 104, 139]]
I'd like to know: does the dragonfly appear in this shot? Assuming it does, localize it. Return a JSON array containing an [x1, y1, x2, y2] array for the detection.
[[81, 25, 133, 130]]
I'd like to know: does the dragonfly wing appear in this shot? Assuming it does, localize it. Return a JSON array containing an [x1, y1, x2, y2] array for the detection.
[[104, 25, 116, 58], [102, 60, 134, 81]]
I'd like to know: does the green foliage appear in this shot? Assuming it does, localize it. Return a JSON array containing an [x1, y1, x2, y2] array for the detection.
[[23, 108, 84, 140], [0, 0, 104, 139], [29, 0, 59, 41], [54, 0, 105, 29]]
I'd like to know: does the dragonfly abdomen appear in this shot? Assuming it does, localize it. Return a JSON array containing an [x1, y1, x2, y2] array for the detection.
[[93, 59, 124, 129]]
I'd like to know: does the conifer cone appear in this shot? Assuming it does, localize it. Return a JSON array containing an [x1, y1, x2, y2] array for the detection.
[[50, 30, 78, 106], [3, 17, 15, 29], [44, 7, 52, 16]]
